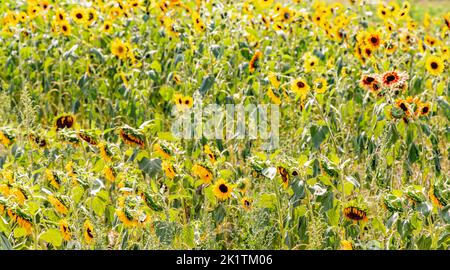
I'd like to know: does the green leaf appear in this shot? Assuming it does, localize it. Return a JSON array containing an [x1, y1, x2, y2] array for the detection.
[[150, 60, 162, 73], [199, 75, 215, 96], [256, 194, 277, 210], [40, 229, 63, 247], [13, 227, 27, 239], [138, 158, 162, 177]]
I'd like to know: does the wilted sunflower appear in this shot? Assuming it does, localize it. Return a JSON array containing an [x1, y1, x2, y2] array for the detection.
[[213, 179, 233, 201], [104, 166, 117, 182], [343, 202, 368, 222], [116, 196, 149, 228], [425, 55, 444, 76], [119, 125, 145, 148], [429, 181, 449, 208], [55, 114, 75, 130], [204, 145, 217, 164], [154, 142, 173, 159], [77, 130, 99, 146], [267, 88, 281, 105], [83, 220, 95, 244]]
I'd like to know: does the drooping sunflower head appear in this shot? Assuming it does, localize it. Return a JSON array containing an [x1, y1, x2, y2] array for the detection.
[[383, 194, 404, 212], [59, 219, 72, 241], [277, 166, 289, 188], [48, 194, 69, 215], [77, 130, 99, 146], [162, 160, 176, 179], [55, 114, 75, 131], [119, 125, 145, 148], [404, 186, 427, 206], [192, 163, 213, 184], [213, 179, 233, 201], [429, 180, 449, 208], [249, 50, 262, 73], [0, 127, 15, 147], [153, 140, 173, 159], [340, 240, 353, 250], [343, 201, 368, 222], [83, 220, 95, 244]]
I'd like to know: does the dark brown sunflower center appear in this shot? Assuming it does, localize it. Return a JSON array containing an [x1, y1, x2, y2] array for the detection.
[[244, 200, 250, 206], [62, 25, 67, 31], [430, 62, 438, 69], [370, 37, 378, 44], [400, 103, 408, 111], [219, 184, 228, 193], [297, 81, 305, 88], [386, 74, 396, 82], [365, 76, 375, 83], [118, 46, 124, 53], [422, 107, 429, 114], [76, 13, 83, 19]]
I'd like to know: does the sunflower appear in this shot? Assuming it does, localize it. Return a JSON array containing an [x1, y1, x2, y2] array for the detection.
[[173, 74, 181, 85], [119, 125, 145, 148], [154, 142, 172, 159], [444, 13, 450, 29], [425, 55, 444, 76], [59, 219, 71, 241], [55, 9, 66, 22], [0, 128, 15, 146], [192, 163, 213, 184], [340, 240, 353, 250], [55, 114, 75, 130], [249, 50, 262, 73], [111, 39, 128, 60], [71, 7, 87, 25], [213, 179, 233, 201], [101, 20, 113, 33], [268, 71, 280, 89], [395, 99, 411, 115], [313, 77, 328, 93], [241, 197, 252, 211], [104, 166, 116, 182], [98, 142, 113, 162], [192, 13, 206, 33], [204, 145, 216, 164], [429, 181, 449, 208], [366, 31, 382, 49], [59, 21, 71, 36], [84, 220, 95, 244], [291, 78, 310, 100], [237, 178, 251, 194], [0, 183, 9, 197], [183, 96, 194, 108], [8, 208, 33, 235], [304, 54, 319, 73], [424, 35, 439, 47], [380, 70, 408, 88], [255, 0, 273, 10], [277, 166, 289, 188], [28, 5, 41, 19], [48, 195, 69, 215], [417, 102, 431, 117], [86, 7, 97, 25], [78, 130, 98, 145], [45, 169, 61, 189], [343, 205, 368, 222], [109, 6, 122, 19], [39, 0, 50, 11], [10, 187, 27, 205], [162, 160, 176, 179], [267, 88, 281, 105]]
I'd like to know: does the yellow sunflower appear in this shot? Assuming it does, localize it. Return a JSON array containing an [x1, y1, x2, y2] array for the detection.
[[71, 7, 87, 25], [291, 78, 310, 100], [425, 55, 444, 76], [313, 77, 328, 93], [213, 179, 233, 201]]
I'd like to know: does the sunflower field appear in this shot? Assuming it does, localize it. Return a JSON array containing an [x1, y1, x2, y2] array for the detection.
[[0, 0, 449, 251]]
